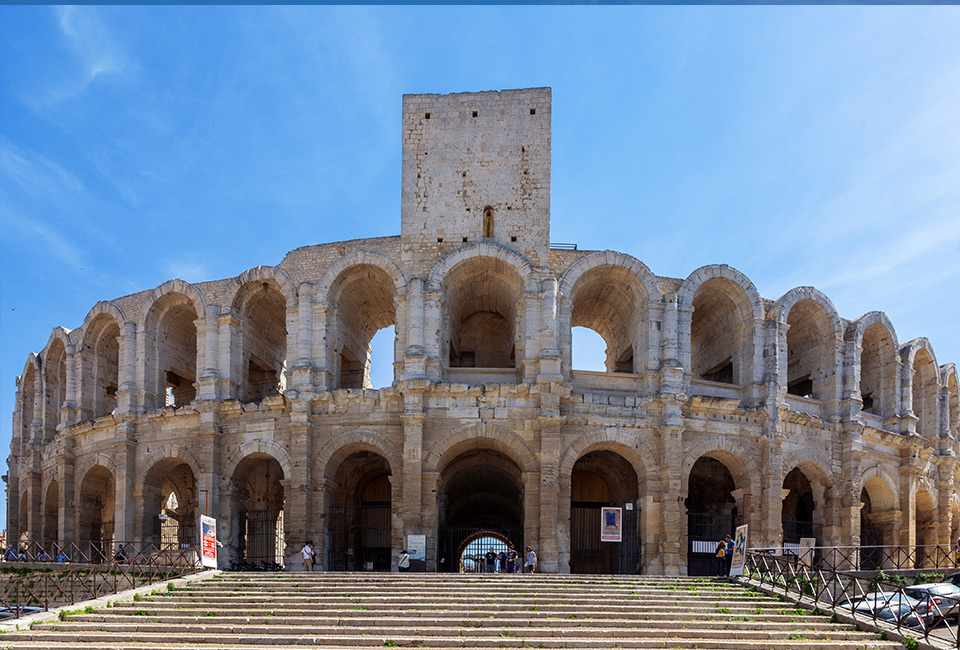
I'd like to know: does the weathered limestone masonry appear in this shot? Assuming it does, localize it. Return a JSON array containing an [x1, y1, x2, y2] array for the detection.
[[7, 88, 960, 576]]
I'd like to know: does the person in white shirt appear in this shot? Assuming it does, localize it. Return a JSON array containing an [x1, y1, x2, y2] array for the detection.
[[398, 548, 410, 572], [300, 541, 314, 572], [524, 546, 537, 573]]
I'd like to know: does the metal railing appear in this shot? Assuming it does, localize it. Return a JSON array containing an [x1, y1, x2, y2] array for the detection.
[[2, 539, 193, 565], [751, 543, 959, 572], [0, 546, 203, 619], [744, 549, 960, 647]]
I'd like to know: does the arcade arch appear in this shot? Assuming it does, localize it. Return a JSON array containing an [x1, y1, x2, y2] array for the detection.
[[911, 346, 939, 440], [78, 465, 115, 558], [860, 475, 897, 569], [436, 446, 524, 571], [781, 467, 819, 544], [43, 338, 67, 441], [232, 280, 287, 402], [140, 458, 198, 549], [228, 453, 285, 568], [43, 480, 59, 547], [143, 292, 198, 409], [684, 452, 750, 576], [569, 450, 640, 574], [860, 321, 898, 418], [19, 360, 36, 443], [784, 300, 837, 400], [325, 450, 393, 571], [328, 264, 397, 390], [81, 313, 121, 419], [441, 256, 525, 371], [689, 278, 756, 385], [567, 264, 650, 374]]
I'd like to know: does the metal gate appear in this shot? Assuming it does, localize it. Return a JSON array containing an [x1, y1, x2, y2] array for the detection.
[[327, 504, 391, 571], [570, 505, 640, 574], [241, 508, 284, 569], [687, 512, 736, 576], [438, 527, 523, 573]]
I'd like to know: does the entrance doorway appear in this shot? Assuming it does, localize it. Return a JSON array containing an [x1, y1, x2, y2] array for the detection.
[[686, 456, 738, 576], [436, 447, 523, 572]]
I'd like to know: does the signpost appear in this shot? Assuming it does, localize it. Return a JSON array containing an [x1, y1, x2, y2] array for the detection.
[[200, 515, 217, 568], [729, 524, 748, 577], [600, 507, 622, 542], [407, 534, 426, 572]]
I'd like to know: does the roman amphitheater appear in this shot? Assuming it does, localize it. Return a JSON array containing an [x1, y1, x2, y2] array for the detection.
[[6, 88, 959, 576]]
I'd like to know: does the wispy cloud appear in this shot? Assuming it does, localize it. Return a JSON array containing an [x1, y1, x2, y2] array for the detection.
[[21, 6, 128, 109]]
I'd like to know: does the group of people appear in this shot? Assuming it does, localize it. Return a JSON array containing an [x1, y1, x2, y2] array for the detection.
[[481, 545, 536, 574], [715, 535, 735, 576], [3, 546, 70, 563]]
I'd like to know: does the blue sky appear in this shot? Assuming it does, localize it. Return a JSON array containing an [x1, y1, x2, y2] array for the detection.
[[2, 6, 960, 527]]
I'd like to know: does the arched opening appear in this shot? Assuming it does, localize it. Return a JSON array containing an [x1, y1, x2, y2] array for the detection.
[[229, 454, 285, 569], [571, 327, 607, 371], [569, 450, 641, 574], [43, 480, 59, 553], [948, 373, 960, 439], [141, 459, 198, 550], [442, 257, 524, 373], [781, 468, 819, 545], [326, 451, 392, 571], [912, 348, 938, 440], [329, 265, 397, 390], [233, 281, 287, 403], [690, 278, 753, 386], [685, 456, 738, 576], [915, 489, 936, 568], [569, 266, 647, 374], [860, 477, 896, 569], [43, 339, 67, 442], [144, 292, 198, 409], [368, 325, 396, 389], [458, 531, 515, 573], [81, 314, 121, 419], [78, 466, 115, 562], [437, 447, 524, 572], [785, 300, 834, 400], [860, 323, 897, 417], [19, 363, 36, 444]]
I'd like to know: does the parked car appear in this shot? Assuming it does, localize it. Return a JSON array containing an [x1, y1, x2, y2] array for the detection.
[[942, 572, 960, 588], [903, 583, 960, 624], [0, 606, 45, 621], [835, 591, 932, 629]]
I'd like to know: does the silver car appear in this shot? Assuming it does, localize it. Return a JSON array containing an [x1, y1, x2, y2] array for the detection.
[[835, 591, 931, 629], [904, 583, 960, 624]]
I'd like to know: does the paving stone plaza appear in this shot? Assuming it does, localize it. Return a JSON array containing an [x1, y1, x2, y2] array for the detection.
[[7, 88, 960, 576]]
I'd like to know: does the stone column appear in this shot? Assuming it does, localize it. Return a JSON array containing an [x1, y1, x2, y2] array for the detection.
[[290, 283, 315, 391], [420, 471, 439, 571], [217, 312, 239, 400], [62, 344, 78, 425], [58, 446, 76, 545], [758, 435, 784, 547], [196, 305, 221, 401], [116, 322, 137, 416], [401, 411, 424, 539], [538, 277, 562, 380], [538, 415, 562, 573], [658, 422, 684, 576], [522, 287, 541, 383], [113, 422, 137, 542], [402, 278, 428, 380], [27, 469, 42, 541], [423, 289, 443, 381], [313, 301, 332, 390], [286, 402, 312, 562]]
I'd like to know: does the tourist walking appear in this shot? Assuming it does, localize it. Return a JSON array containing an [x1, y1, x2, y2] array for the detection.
[[506, 545, 518, 574], [484, 547, 497, 573], [724, 535, 734, 576], [524, 546, 537, 573], [398, 548, 410, 572], [301, 540, 314, 572], [715, 540, 726, 577]]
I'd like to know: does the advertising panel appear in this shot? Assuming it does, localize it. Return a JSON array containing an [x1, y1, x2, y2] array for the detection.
[[407, 534, 427, 572], [600, 507, 622, 542], [200, 515, 217, 568], [729, 524, 748, 577]]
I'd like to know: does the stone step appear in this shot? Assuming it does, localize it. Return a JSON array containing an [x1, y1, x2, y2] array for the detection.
[[0, 632, 898, 649], [61, 613, 851, 630]]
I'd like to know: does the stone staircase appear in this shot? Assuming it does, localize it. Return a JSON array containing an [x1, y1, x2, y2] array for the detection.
[[1, 573, 904, 649]]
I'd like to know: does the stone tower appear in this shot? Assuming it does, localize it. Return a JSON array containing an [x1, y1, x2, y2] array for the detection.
[[400, 88, 552, 266]]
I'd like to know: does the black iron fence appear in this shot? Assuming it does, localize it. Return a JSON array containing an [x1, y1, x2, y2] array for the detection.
[[751, 543, 959, 572], [0, 546, 203, 619], [2, 539, 191, 565], [326, 505, 391, 571], [744, 548, 960, 648], [438, 527, 524, 574], [570, 505, 640, 574]]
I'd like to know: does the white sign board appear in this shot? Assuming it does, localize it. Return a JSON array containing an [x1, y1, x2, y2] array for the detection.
[[200, 515, 217, 568], [407, 534, 427, 572], [729, 524, 748, 577]]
